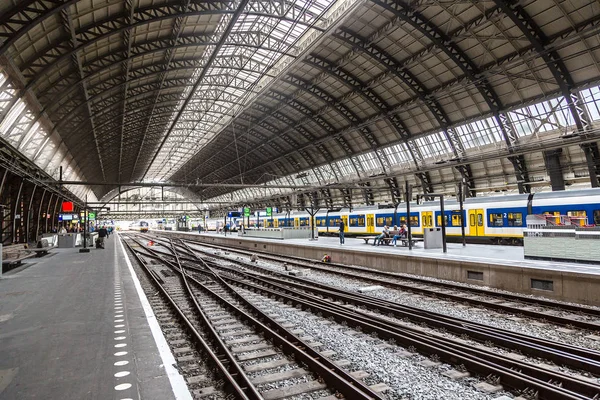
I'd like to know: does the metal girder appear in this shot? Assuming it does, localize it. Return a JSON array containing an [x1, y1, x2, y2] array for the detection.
[[358, 181, 374, 206], [371, 0, 547, 197], [140, 0, 252, 181], [60, 7, 106, 181], [19, 2, 234, 83], [0, 0, 79, 56], [491, 1, 599, 188], [118, 0, 135, 183], [415, 171, 434, 200], [543, 149, 565, 191], [305, 53, 414, 170], [281, 74, 386, 173], [334, 28, 466, 159], [508, 155, 531, 194], [37, 58, 197, 110], [38, 33, 288, 110], [184, 88, 352, 184], [50, 79, 190, 138], [384, 177, 402, 205], [581, 143, 600, 188], [454, 165, 476, 198], [492, 0, 591, 133], [338, 187, 352, 209]]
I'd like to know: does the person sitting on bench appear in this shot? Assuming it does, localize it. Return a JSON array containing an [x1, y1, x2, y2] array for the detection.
[[373, 225, 390, 246], [393, 223, 408, 247]]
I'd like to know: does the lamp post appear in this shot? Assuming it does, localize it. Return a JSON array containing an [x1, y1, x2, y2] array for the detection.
[[79, 194, 90, 253]]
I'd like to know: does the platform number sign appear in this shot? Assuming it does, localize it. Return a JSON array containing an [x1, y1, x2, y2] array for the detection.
[[266, 207, 272, 217], [243, 207, 250, 217]]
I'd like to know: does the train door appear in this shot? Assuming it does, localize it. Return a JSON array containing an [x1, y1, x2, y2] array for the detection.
[[422, 211, 433, 228], [468, 209, 485, 236], [341, 215, 348, 232], [366, 214, 375, 233], [294, 217, 299, 228]]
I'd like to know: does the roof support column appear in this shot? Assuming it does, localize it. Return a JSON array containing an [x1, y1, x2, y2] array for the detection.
[[508, 155, 531, 194], [581, 143, 600, 188], [454, 165, 476, 197], [384, 177, 402, 205], [415, 171, 434, 201], [543, 149, 565, 191]]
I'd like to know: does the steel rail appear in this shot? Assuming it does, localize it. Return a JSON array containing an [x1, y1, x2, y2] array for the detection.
[[121, 237, 252, 399], [215, 269, 596, 400], [137, 234, 600, 367], [128, 234, 383, 400], [136, 234, 600, 399], [176, 236, 600, 326]]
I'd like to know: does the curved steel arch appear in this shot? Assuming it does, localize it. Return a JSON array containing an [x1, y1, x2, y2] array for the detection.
[[37, 33, 292, 109], [187, 86, 361, 183], [492, 0, 590, 132], [370, 0, 517, 149], [50, 80, 191, 136], [67, 93, 183, 138], [175, 98, 338, 185], [304, 53, 426, 167]]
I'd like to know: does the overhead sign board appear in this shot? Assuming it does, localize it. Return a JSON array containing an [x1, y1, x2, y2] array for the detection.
[[62, 201, 74, 212], [243, 207, 250, 217], [266, 207, 272, 217], [88, 212, 96, 221]]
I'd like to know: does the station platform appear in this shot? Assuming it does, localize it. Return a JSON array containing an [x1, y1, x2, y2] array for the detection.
[[157, 230, 600, 306], [0, 234, 190, 400]]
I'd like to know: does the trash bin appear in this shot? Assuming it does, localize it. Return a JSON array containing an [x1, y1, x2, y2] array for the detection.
[[58, 234, 77, 248], [423, 228, 443, 249]]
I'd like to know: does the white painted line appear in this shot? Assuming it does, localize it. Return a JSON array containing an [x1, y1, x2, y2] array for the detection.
[[117, 233, 192, 400]]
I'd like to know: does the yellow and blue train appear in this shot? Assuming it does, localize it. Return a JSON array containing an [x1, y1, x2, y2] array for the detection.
[[219, 189, 600, 245]]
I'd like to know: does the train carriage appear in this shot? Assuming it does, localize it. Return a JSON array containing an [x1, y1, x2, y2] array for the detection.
[[202, 188, 600, 244]]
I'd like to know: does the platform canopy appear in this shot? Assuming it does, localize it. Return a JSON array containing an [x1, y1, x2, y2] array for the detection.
[[0, 0, 599, 208]]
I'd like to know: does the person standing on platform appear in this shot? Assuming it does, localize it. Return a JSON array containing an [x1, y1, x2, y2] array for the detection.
[[339, 219, 345, 245]]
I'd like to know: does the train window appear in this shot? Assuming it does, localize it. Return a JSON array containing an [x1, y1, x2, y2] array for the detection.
[[490, 213, 504, 227], [436, 215, 449, 226], [567, 210, 586, 217], [507, 213, 522, 227], [594, 210, 600, 225], [409, 216, 418, 227], [376, 216, 392, 226], [470, 214, 475, 226], [349, 215, 365, 227], [451, 214, 462, 227], [477, 214, 483, 226]]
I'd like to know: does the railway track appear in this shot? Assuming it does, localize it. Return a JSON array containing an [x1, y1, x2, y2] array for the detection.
[[123, 234, 385, 400], [130, 233, 600, 399], [154, 234, 600, 331]]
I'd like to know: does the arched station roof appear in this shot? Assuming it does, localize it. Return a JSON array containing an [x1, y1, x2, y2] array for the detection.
[[0, 0, 599, 206]]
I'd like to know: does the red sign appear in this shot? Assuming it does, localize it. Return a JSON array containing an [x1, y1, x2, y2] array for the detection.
[[62, 201, 74, 212]]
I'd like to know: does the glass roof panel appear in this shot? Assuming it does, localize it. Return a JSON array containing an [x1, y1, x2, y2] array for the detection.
[[145, 0, 349, 181]]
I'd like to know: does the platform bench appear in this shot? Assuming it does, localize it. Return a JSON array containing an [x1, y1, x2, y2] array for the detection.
[[31, 239, 54, 257], [397, 238, 424, 247], [2, 246, 36, 273], [361, 236, 393, 245]]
